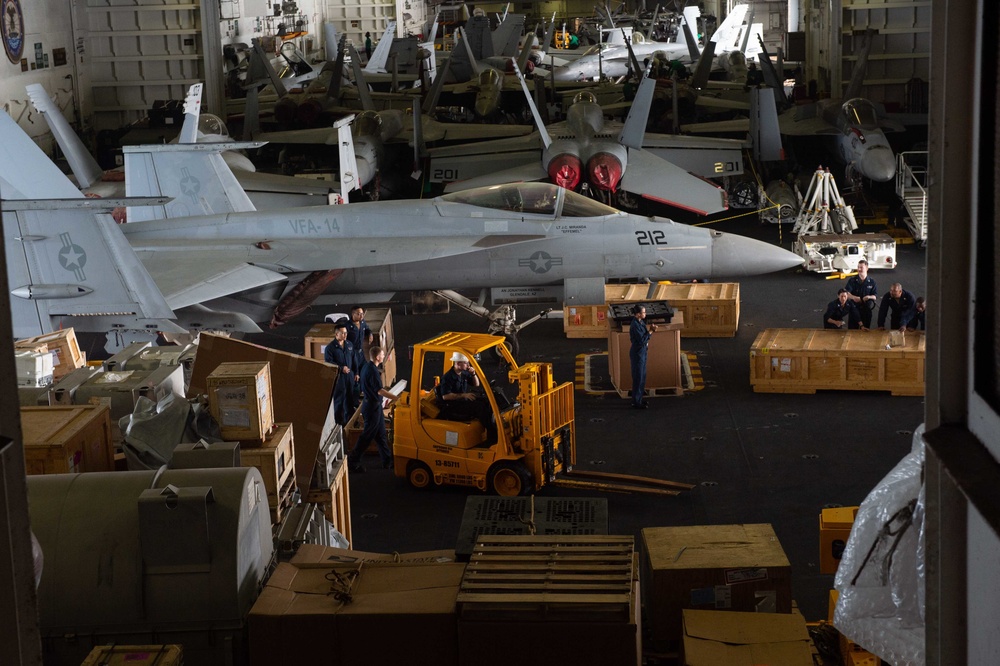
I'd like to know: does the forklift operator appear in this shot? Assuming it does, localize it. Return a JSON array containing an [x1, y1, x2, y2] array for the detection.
[[437, 352, 499, 445]]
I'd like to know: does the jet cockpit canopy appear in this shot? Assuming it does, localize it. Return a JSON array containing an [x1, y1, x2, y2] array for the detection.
[[842, 98, 880, 130], [440, 182, 624, 218]]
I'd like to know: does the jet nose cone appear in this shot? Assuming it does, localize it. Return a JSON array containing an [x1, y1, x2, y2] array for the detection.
[[552, 68, 578, 82], [711, 231, 803, 276], [860, 146, 896, 182]]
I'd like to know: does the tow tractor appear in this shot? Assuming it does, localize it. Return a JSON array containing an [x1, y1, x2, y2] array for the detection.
[[391, 332, 694, 497]]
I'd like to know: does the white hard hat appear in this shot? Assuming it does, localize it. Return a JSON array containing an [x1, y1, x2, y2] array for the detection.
[[450, 352, 469, 362]]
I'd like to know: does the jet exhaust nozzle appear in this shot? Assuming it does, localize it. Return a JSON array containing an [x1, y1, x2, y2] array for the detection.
[[548, 154, 583, 189], [587, 152, 624, 191]]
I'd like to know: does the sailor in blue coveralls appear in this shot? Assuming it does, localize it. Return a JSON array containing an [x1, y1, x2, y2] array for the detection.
[[347, 345, 398, 473], [324, 322, 357, 426], [629, 304, 658, 409], [845, 259, 878, 329], [337, 306, 374, 411], [823, 288, 864, 329], [877, 283, 918, 331]]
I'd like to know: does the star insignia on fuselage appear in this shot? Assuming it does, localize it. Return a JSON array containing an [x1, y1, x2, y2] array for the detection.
[[518, 251, 563, 274]]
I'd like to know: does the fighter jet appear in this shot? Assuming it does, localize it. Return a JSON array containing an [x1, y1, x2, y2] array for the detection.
[[429, 60, 730, 216], [1, 109, 801, 339], [776, 29, 902, 183], [548, 5, 749, 82]]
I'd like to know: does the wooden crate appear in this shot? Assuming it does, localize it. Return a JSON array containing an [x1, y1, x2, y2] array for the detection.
[[20, 405, 114, 474], [16, 327, 85, 379], [456, 535, 635, 622], [81, 644, 183, 666], [648, 282, 740, 337], [206, 361, 274, 442], [749, 328, 925, 396], [304, 308, 394, 361], [563, 305, 610, 339], [380, 346, 397, 385], [270, 469, 299, 525], [304, 456, 352, 546], [240, 422, 296, 505]]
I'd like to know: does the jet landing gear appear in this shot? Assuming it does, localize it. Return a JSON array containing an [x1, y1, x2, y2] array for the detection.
[[431, 289, 553, 361]]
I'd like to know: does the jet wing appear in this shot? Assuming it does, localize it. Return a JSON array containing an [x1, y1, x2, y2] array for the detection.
[[400, 119, 533, 144], [136, 253, 288, 310], [235, 170, 339, 195], [254, 127, 340, 144], [777, 105, 839, 136], [619, 148, 728, 215]]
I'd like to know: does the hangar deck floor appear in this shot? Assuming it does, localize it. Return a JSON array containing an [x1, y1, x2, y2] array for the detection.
[[247, 219, 926, 625]]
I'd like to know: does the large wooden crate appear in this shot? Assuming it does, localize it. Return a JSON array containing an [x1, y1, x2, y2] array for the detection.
[[304, 456, 352, 546], [239, 422, 296, 507], [20, 405, 114, 474], [648, 282, 740, 337], [749, 328, 925, 396], [16, 327, 85, 379], [457, 535, 635, 621], [206, 361, 274, 442]]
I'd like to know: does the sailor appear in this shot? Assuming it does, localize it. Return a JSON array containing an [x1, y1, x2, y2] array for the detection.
[[437, 352, 498, 445], [347, 346, 399, 473], [823, 288, 864, 330], [909, 297, 927, 331], [337, 306, 374, 411], [324, 321, 358, 426], [877, 283, 918, 331], [629, 304, 658, 409], [845, 259, 878, 329], [365, 32, 373, 60], [745, 61, 764, 87]]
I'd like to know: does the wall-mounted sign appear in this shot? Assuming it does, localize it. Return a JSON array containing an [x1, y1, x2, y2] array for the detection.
[[1, 0, 25, 64]]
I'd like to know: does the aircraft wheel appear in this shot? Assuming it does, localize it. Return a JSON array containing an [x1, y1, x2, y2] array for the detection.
[[407, 460, 433, 490], [490, 335, 519, 361], [488, 461, 532, 497]]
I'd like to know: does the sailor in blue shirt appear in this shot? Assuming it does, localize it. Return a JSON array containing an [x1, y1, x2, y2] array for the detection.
[[823, 288, 864, 329], [324, 322, 358, 426], [437, 352, 498, 445], [845, 259, 878, 329], [910, 297, 926, 331], [347, 346, 398, 473], [338, 306, 374, 411], [877, 283, 918, 331], [629, 304, 658, 409]]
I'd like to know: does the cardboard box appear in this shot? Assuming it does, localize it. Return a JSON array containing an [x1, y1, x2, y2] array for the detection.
[[206, 361, 274, 443], [681, 609, 813, 665], [608, 311, 685, 396], [249, 558, 465, 666], [20, 405, 114, 474], [16, 327, 85, 379], [81, 644, 183, 666], [642, 524, 793, 643], [819, 506, 859, 574], [189, 334, 340, 497]]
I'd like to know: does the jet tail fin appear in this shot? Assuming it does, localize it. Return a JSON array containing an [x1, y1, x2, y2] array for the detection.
[[178, 83, 203, 144], [327, 35, 347, 101], [25, 84, 104, 189], [712, 4, 749, 50], [335, 114, 360, 202], [511, 57, 551, 148], [646, 4, 659, 40], [515, 29, 535, 73], [845, 28, 875, 100], [492, 13, 524, 57], [750, 87, 783, 162], [347, 43, 376, 111], [618, 64, 654, 149], [250, 38, 289, 97], [422, 47, 452, 114], [689, 38, 717, 90], [541, 12, 556, 56], [323, 22, 339, 59], [681, 12, 701, 61], [364, 20, 397, 73]]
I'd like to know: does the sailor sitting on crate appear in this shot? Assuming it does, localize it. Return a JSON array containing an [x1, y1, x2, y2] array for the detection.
[[436, 353, 498, 446]]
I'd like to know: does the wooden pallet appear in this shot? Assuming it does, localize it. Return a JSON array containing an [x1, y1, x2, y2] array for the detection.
[[457, 535, 635, 622], [269, 467, 299, 525]]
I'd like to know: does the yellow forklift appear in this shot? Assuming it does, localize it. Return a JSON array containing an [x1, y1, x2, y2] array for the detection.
[[392, 332, 693, 497]]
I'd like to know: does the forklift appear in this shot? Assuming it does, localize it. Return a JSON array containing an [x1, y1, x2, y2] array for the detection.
[[391, 332, 694, 497]]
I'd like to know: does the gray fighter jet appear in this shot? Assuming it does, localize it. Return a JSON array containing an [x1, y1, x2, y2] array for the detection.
[[1, 108, 801, 339]]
